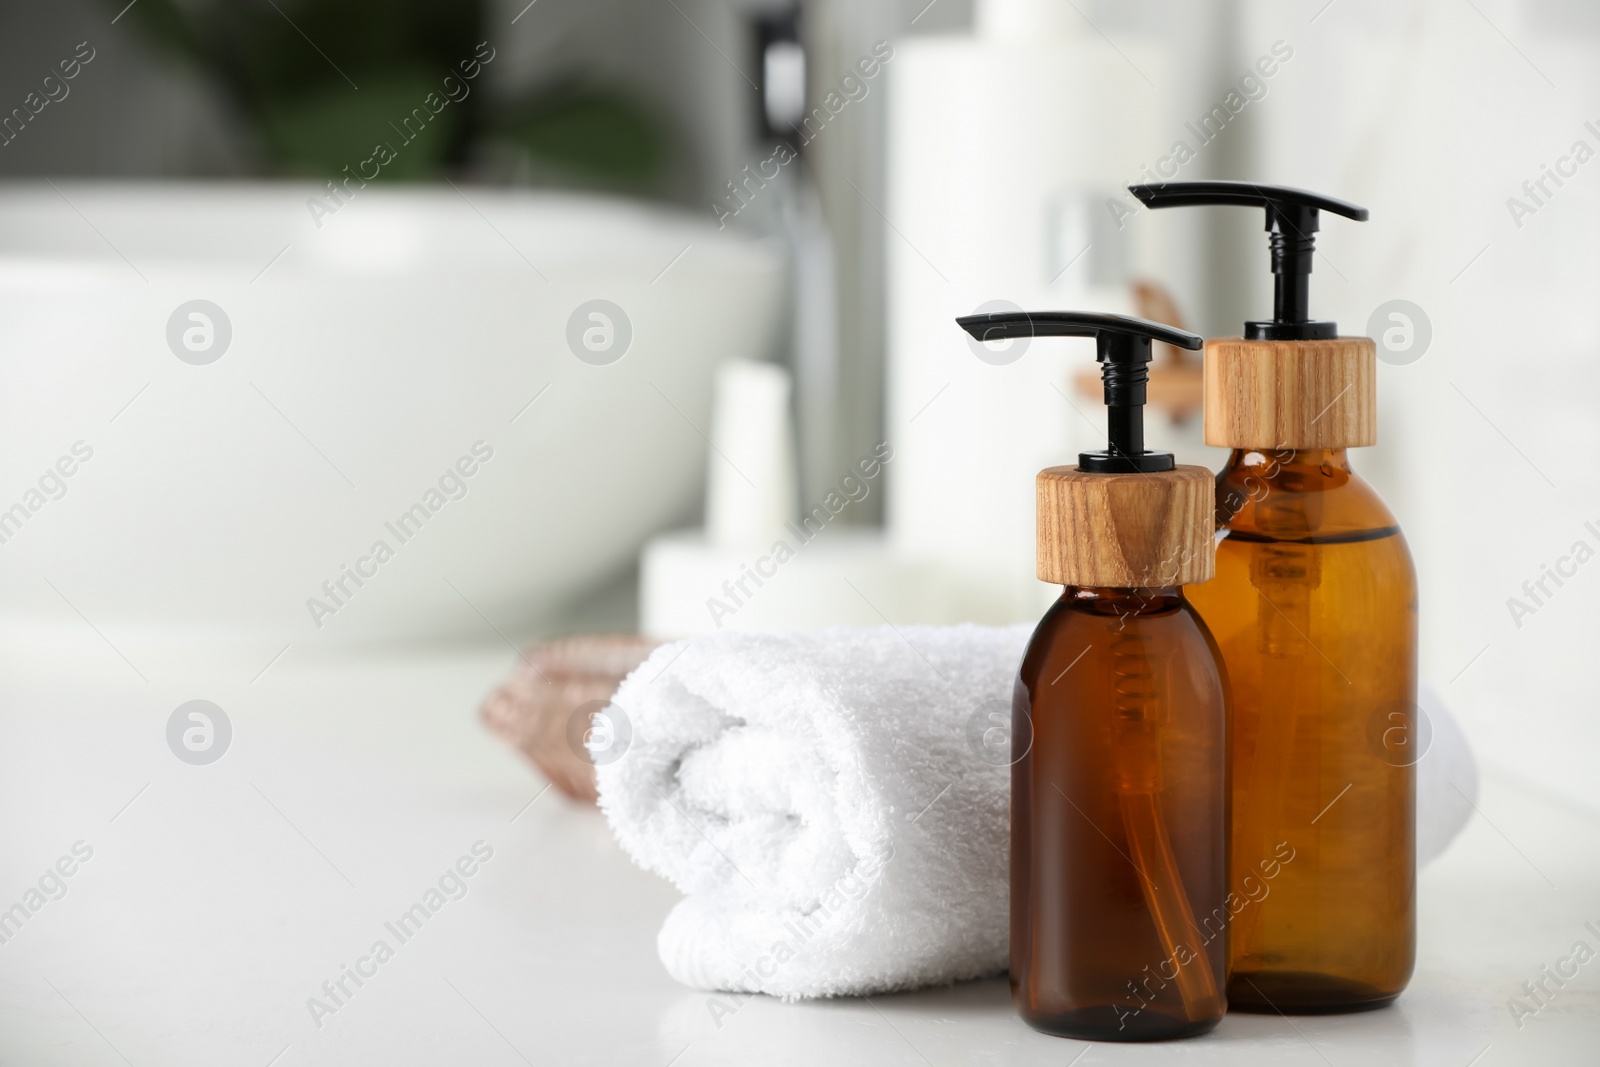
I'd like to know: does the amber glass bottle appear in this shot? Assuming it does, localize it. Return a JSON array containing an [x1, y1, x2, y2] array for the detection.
[[1187, 446, 1417, 1011], [1013, 584, 1229, 1040], [1125, 179, 1415, 1012], [954, 310, 1228, 1042]]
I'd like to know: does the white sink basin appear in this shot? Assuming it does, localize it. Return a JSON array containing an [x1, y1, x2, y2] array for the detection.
[[0, 183, 784, 653]]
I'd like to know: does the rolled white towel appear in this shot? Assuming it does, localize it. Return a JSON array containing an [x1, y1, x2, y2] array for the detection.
[[596, 623, 1023, 999], [596, 624, 1477, 999]]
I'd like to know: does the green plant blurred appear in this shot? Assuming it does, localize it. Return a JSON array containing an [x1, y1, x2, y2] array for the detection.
[[117, 0, 668, 186]]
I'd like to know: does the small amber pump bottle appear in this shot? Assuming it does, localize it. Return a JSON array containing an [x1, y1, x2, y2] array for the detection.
[[1132, 182, 1417, 1013], [957, 311, 1230, 1041]]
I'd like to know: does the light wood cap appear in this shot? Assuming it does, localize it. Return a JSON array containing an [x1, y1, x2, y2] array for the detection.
[[1204, 336, 1375, 449], [1037, 465, 1214, 587]]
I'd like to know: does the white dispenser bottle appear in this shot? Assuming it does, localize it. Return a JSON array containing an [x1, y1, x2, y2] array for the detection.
[[884, 0, 1175, 622]]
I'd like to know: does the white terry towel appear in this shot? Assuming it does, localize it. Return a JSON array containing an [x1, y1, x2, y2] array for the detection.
[[596, 624, 1477, 1000]]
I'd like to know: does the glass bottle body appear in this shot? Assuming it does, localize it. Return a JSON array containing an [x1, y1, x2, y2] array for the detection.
[[1011, 586, 1229, 1041], [1186, 448, 1417, 1012]]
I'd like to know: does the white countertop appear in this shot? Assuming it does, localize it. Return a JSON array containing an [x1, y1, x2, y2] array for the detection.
[[1, 642, 1596, 1066]]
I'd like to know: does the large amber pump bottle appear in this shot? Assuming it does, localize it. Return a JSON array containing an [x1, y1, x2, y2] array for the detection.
[[957, 310, 1230, 1041], [1131, 182, 1417, 1013]]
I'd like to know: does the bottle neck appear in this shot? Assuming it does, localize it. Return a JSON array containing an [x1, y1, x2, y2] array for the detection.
[[1065, 585, 1183, 616], [1215, 444, 1401, 539], [1223, 447, 1351, 475], [1217, 447, 1353, 528]]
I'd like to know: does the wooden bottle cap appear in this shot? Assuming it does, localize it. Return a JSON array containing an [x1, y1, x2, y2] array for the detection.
[[1204, 336, 1376, 449], [1037, 465, 1214, 587]]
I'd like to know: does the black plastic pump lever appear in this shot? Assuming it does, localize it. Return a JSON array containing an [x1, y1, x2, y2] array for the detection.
[[1127, 181, 1369, 341], [955, 310, 1203, 474]]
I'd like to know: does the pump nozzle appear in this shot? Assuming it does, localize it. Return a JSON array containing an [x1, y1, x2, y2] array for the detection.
[[1127, 181, 1368, 341], [956, 310, 1203, 474]]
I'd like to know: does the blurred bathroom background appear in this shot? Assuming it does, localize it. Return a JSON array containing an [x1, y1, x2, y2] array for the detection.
[[0, 0, 1596, 810]]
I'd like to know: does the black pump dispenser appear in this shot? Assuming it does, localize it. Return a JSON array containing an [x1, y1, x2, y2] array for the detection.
[[1127, 181, 1369, 341], [956, 310, 1203, 474]]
